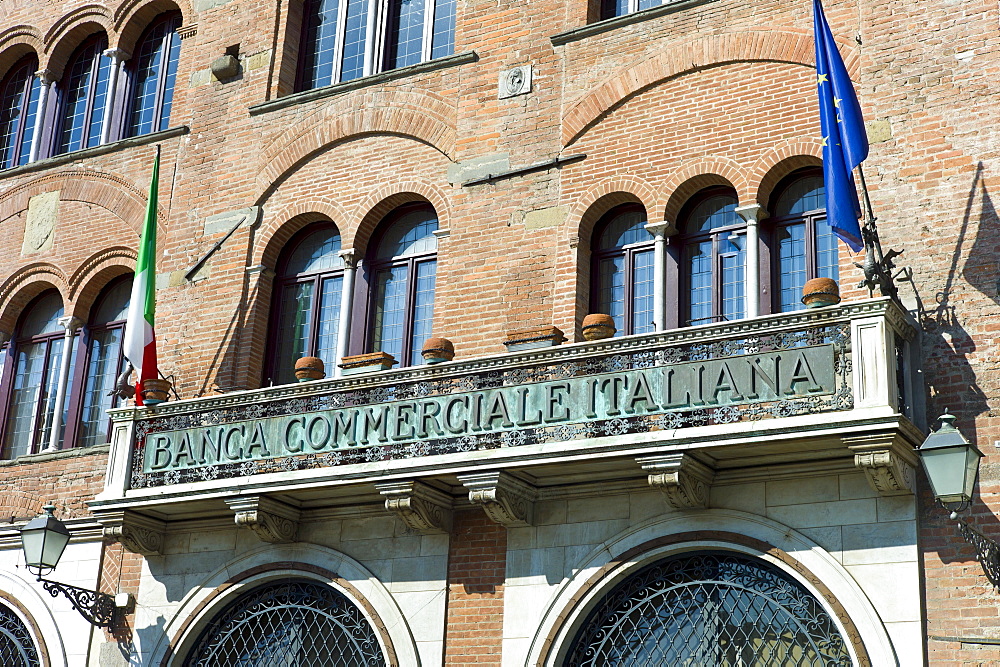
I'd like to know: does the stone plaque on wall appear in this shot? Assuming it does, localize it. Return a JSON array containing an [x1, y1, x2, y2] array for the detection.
[[21, 190, 59, 256]]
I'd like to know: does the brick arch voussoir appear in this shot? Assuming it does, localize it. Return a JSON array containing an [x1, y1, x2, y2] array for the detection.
[[568, 175, 657, 247], [66, 247, 137, 318], [0, 489, 43, 521], [0, 266, 67, 335], [750, 139, 823, 209], [0, 26, 43, 77], [352, 182, 451, 253], [112, 0, 184, 56], [658, 157, 747, 226], [254, 198, 351, 269], [43, 6, 113, 80], [561, 30, 855, 147]]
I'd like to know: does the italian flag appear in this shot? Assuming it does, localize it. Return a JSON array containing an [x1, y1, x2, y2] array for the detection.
[[123, 147, 161, 406]]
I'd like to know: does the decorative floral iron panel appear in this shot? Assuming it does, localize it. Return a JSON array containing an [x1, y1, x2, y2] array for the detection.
[[564, 551, 853, 667], [0, 604, 40, 667], [184, 579, 385, 667]]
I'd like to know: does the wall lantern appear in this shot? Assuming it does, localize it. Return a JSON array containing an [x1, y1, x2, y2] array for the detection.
[[20, 505, 124, 628], [917, 413, 1000, 587]]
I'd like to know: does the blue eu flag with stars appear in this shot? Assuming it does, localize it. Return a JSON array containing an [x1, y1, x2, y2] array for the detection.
[[814, 0, 867, 252]]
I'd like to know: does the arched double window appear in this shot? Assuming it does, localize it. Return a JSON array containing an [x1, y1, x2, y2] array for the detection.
[[591, 206, 655, 336], [367, 205, 437, 368], [298, 0, 457, 90], [127, 12, 183, 138], [268, 224, 345, 385], [0, 56, 41, 169], [678, 188, 746, 325], [769, 171, 837, 313], [184, 579, 386, 665], [56, 34, 112, 155]]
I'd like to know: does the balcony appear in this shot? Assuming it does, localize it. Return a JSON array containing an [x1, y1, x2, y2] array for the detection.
[[89, 298, 923, 549]]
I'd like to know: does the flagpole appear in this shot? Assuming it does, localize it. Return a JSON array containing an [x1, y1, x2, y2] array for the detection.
[[853, 163, 902, 301]]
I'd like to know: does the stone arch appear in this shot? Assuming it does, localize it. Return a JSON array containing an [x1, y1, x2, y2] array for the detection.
[[254, 90, 458, 200], [658, 157, 747, 227], [43, 6, 113, 80], [750, 139, 824, 210], [254, 198, 351, 269], [568, 174, 657, 250], [562, 30, 858, 147], [525, 509, 895, 666], [0, 572, 62, 666], [0, 267, 67, 335], [66, 247, 137, 320], [148, 543, 419, 666], [352, 180, 451, 252], [113, 0, 184, 56], [0, 25, 43, 78]]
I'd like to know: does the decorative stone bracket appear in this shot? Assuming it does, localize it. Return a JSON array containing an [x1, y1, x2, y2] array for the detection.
[[457, 471, 536, 527], [225, 495, 301, 543], [374, 480, 453, 534], [637, 453, 715, 509], [846, 433, 918, 496], [95, 510, 166, 556]]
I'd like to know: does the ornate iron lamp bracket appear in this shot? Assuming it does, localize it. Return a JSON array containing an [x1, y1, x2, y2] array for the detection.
[[951, 512, 1000, 589], [40, 579, 118, 628]]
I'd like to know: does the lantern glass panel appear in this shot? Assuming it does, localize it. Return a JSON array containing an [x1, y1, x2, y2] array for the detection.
[[921, 445, 978, 504]]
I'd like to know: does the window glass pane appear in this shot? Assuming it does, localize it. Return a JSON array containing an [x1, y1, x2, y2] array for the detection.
[[158, 17, 182, 131], [302, 0, 341, 89], [637, 0, 662, 9], [815, 216, 839, 281], [92, 278, 132, 324], [686, 240, 713, 325], [0, 59, 38, 169], [58, 36, 108, 154], [86, 47, 112, 149], [129, 14, 182, 137], [774, 176, 824, 217], [18, 74, 40, 166], [601, 0, 629, 19], [777, 223, 806, 313], [721, 233, 746, 321], [283, 227, 344, 275], [19, 293, 63, 337], [686, 194, 739, 233], [410, 260, 436, 365], [373, 265, 408, 364], [78, 327, 124, 447], [598, 255, 626, 335], [273, 282, 314, 385], [2, 341, 45, 458], [316, 276, 343, 369], [599, 209, 648, 249], [632, 248, 655, 334], [35, 338, 70, 450], [376, 208, 438, 259], [430, 0, 456, 59], [340, 0, 370, 82], [384, 0, 425, 70]]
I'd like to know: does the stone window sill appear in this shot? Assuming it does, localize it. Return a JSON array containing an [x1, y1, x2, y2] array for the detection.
[[551, 0, 717, 46]]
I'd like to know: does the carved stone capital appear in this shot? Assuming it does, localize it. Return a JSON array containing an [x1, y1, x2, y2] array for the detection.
[[226, 495, 300, 543], [375, 480, 452, 534], [337, 248, 357, 267], [57, 316, 84, 332], [102, 48, 130, 62], [95, 510, 165, 556], [643, 221, 670, 239], [457, 471, 536, 527], [35, 69, 56, 85], [637, 453, 715, 509], [734, 204, 767, 225], [847, 433, 918, 496]]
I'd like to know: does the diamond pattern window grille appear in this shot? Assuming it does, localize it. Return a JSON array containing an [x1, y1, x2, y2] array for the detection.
[[0, 603, 40, 667], [565, 551, 853, 667], [184, 579, 386, 667]]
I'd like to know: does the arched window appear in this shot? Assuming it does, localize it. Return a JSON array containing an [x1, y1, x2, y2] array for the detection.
[[0, 602, 40, 667], [298, 0, 456, 90], [127, 12, 183, 138], [564, 550, 852, 666], [770, 171, 838, 312], [74, 276, 131, 447], [268, 224, 345, 385], [56, 34, 112, 154], [368, 205, 437, 367], [0, 292, 72, 458], [184, 579, 386, 665], [591, 206, 654, 336], [0, 56, 41, 169], [679, 188, 745, 325]]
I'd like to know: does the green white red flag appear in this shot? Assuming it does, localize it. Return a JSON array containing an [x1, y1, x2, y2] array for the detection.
[[123, 146, 160, 406]]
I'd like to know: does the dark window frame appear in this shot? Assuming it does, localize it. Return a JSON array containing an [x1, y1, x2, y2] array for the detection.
[[0, 54, 41, 169], [590, 204, 654, 336], [124, 11, 183, 139], [54, 32, 111, 156]]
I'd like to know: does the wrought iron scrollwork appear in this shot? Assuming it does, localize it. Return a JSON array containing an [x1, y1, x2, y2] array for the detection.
[[954, 514, 1000, 589], [0, 602, 41, 667], [40, 580, 117, 628]]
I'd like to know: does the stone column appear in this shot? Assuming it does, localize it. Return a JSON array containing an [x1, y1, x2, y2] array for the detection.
[[44, 316, 83, 452], [734, 204, 766, 318], [28, 69, 55, 163], [334, 249, 357, 377], [644, 222, 669, 331], [100, 49, 129, 144]]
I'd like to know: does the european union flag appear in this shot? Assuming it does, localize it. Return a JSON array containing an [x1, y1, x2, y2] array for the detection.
[[814, 0, 867, 252]]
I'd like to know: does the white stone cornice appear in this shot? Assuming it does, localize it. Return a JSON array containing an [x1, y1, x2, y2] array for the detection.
[[375, 480, 452, 534], [457, 471, 536, 526], [637, 453, 715, 509], [226, 495, 300, 543]]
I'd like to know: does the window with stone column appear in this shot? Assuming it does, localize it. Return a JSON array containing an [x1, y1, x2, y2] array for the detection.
[[126, 12, 183, 138], [591, 205, 655, 336], [0, 55, 41, 169], [54, 33, 112, 155]]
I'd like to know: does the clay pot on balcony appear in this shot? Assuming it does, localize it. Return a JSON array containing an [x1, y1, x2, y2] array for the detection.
[[801, 277, 841, 308], [582, 313, 617, 341], [294, 356, 326, 382], [140, 378, 172, 406], [422, 337, 455, 364]]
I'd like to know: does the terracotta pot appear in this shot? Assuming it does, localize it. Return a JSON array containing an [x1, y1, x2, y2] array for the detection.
[[582, 313, 617, 341], [140, 378, 172, 406], [801, 277, 841, 308], [294, 356, 326, 382], [421, 337, 455, 364]]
